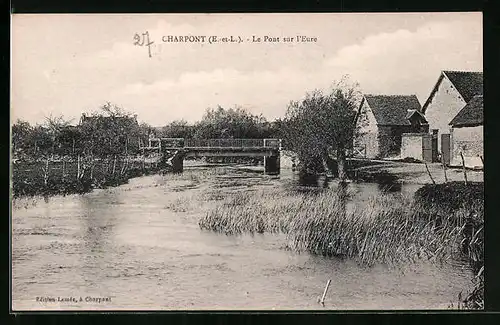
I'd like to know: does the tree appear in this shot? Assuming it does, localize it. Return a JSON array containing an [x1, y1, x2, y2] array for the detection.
[[162, 119, 194, 138], [44, 114, 73, 157], [194, 105, 270, 139], [80, 102, 141, 157], [282, 77, 362, 180], [11, 119, 33, 155]]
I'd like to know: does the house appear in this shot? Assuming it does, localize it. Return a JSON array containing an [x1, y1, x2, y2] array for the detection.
[[355, 94, 429, 159], [421, 70, 483, 163], [448, 94, 483, 168]]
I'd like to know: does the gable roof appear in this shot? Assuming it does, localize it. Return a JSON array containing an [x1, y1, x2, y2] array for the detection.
[[422, 70, 483, 113], [449, 95, 483, 127], [444, 71, 483, 102], [363, 95, 424, 126]]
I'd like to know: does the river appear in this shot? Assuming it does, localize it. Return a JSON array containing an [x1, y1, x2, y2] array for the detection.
[[11, 165, 474, 310]]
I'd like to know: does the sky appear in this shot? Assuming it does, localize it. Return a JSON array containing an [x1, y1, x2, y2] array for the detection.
[[11, 13, 482, 127]]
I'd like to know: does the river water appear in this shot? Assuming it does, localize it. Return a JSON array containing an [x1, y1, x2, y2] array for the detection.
[[11, 165, 473, 310]]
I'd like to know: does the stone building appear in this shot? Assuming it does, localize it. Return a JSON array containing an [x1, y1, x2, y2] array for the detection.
[[449, 94, 483, 168], [355, 94, 429, 159], [421, 70, 483, 162]]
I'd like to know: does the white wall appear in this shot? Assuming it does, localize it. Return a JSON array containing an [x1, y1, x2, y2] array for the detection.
[[424, 75, 467, 151], [401, 135, 423, 160], [451, 125, 483, 168], [355, 100, 379, 158]]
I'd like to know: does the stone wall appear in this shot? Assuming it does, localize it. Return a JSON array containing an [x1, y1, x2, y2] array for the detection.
[[451, 125, 483, 168], [356, 132, 378, 158], [401, 134, 424, 160], [355, 100, 380, 158]]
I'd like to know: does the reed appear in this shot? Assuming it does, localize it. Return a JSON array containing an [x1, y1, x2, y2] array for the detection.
[[199, 183, 484, 308]]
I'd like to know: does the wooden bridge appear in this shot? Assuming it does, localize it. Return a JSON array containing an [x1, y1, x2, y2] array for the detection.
[[139, 138, 282, 174]]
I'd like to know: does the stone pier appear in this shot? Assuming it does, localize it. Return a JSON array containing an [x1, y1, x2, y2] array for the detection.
[[264, 154, 280, 175], [162, 150, 185, 173]]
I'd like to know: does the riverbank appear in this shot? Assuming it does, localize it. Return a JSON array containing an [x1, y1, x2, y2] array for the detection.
[[11, 159, 164, 198], [350, 160, 483, 185]]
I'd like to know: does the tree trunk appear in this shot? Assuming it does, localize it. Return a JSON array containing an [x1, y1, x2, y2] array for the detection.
[[77, 154, 81, 180], [337, 147, 347, 181], [112, 155, 117, 176]]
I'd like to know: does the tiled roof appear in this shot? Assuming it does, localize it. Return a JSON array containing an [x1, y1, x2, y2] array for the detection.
[[422, 70, 483, 113], [449, 95, 483, 127], [364, 95, 423, 126], [443, 71, 483, 103]]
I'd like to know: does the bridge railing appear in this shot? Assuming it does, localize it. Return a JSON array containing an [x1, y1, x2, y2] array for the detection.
[[151, 138, 281, 149], [184, 138, 263, 148]]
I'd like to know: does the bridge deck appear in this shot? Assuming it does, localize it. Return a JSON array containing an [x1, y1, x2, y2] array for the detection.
[[142, 138, 281, 151]]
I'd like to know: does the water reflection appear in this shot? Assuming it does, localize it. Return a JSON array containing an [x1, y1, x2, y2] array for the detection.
[[382, 183, 402, 192], [77, 192, 117, 287], [295, 170, 404, 195]]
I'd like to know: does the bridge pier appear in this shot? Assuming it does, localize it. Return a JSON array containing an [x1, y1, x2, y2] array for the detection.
[[264, 155, 280, 175], [162, 150, 185, 173], [171, 155, 184, 173]]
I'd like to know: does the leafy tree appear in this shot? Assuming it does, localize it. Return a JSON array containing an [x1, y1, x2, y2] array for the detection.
[[79, 102, 141, 157], [30, 125, 54, 157], [194, 105, 270, 139], [162, 119, 194, 139], [11, 119, 33, 155], [282, 77, 362, 180], [44, 114, 73, 157]]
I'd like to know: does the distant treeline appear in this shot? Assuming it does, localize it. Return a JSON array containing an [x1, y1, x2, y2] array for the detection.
[[11, 103, 284, 160]]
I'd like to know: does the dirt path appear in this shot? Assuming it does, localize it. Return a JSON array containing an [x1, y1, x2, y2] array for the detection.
[[353, 161, 483, 185]]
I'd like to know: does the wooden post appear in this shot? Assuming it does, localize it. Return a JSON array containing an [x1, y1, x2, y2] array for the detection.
[[424, 162, 436, 185], [62, 159, 66, 179], [77, 154, 81, 180], [460, 151, 468, 185], [320, 279, 331, 306], [90, 155, 94, 181], [480, 155, 484, 167], [441, 151, 448, 183], [43, 157, 50, 186], [112, 155, 117, 175]]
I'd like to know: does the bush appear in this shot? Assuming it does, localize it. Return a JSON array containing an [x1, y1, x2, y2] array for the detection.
[[414, 181, 484, 213]]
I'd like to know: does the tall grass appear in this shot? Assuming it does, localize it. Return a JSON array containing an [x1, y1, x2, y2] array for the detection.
[[200, 188, 469, 265], [198, 183, 484, 308]]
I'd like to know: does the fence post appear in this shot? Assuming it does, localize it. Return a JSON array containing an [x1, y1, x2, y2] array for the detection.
[[424, 162, 436, 185], [112, 155, 117, 176], [77, 154, 81, 180], [460, 151, 468, 185], [43, 157, 50, 186], [441, 151, 448, 183]]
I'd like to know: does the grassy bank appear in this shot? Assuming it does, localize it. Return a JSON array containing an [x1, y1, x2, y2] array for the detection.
[[199, 181, 484, 309], [11, 158, 162, 198]]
